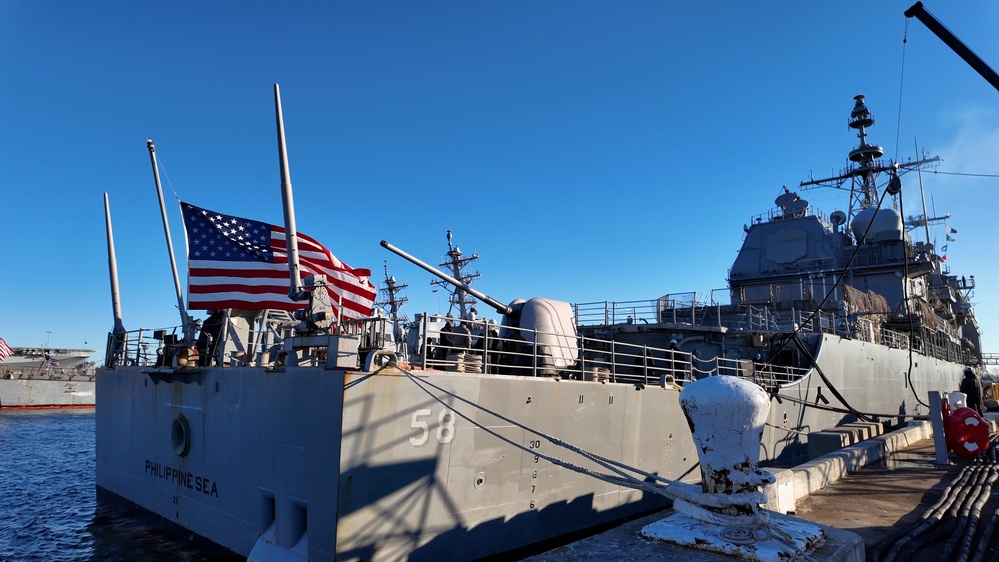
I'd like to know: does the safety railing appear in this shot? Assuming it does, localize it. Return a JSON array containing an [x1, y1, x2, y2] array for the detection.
[[575, 290, 729, 328], [105, 313, 812, 390], [104, 327, 179, 367], [409, 314, 809, 388]]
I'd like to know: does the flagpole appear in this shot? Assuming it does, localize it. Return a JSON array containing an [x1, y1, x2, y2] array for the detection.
[[273, 84, 305, 301], [147, 139, 196, 345]]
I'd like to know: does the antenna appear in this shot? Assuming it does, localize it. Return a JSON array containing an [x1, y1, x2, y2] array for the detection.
[[104, 193, 127, 366], [146, 139, 196, 345], [274, 83, 305, 301]]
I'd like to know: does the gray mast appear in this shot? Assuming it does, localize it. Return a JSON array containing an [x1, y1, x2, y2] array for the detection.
[[146, 139, 196, 345], [273, 83, 305, 301], [799, 95, 939, 224], [103, 193, 126, 366], [846, 95, 884, 210], [377, 261, 409, 349], [433, 230, 480, 320]]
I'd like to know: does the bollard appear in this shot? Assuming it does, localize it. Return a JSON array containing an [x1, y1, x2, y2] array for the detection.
[[681, 375, 775, 504], [640, 375, 828, 560]]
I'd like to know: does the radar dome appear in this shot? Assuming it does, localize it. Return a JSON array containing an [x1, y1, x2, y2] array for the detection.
[[850, 208, 903, 242]]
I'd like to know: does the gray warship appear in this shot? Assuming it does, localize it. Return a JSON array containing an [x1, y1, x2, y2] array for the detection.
[[95, 89, 979, 561], [0, 346, 95, 409], [574, 94, 981, 466]]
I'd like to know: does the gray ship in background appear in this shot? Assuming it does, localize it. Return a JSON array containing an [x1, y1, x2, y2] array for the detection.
[[0, 345, 95, 409], [94, 88, 982, 562], [572, 94, 981, 466]]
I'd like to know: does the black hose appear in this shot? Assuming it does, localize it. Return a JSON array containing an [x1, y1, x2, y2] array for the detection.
[[948, 467, 997, 562], [969, 508, 999, 562], [870, 466, 971, 561], [897, 186, 931, 409], [880, 466, 976, 562], [892, 466, 983, 561], [877, 427, 999, 562]]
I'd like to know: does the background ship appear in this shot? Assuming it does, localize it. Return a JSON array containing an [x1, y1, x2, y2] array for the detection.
[[0, 346, 95, 409], [1, 346, 94, 370], [94, 89, 982, 561]]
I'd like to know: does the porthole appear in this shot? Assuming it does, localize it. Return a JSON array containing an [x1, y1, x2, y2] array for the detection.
[[171, 414, 192, 457]]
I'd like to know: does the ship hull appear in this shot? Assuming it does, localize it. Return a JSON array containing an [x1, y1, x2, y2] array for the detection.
[[93, 334, 964, 560], [603, 326, 962, 466], [95, 365, 699, 561], [0, 376, 96, 409], [760, 334, 959, 466]]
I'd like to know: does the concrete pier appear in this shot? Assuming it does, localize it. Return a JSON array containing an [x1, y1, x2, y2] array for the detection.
[[525, 421, 961, 562]]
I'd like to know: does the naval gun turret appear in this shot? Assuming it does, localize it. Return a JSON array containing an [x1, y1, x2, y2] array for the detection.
[[380, 240, 579, 370]]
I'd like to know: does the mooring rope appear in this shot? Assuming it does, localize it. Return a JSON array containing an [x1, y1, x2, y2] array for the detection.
[[379, 359, 820, 558]]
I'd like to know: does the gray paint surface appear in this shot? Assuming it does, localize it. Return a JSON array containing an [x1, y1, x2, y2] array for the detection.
[[97, 364, 697, 561]]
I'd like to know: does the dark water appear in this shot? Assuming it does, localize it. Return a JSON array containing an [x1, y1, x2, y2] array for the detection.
[[0, 410, 242, 562]]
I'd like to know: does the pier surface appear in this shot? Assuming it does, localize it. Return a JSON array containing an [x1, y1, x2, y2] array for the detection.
[[525, 422, 992, 561]]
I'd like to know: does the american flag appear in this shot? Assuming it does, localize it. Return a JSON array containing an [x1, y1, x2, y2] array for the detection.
[[0, 337, 12, 361], [181, 202, 376, 320], [44, 354, 60, 367]]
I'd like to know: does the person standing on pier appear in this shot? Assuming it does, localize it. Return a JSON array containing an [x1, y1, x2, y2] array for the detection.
[[960, 366, 985, 416]]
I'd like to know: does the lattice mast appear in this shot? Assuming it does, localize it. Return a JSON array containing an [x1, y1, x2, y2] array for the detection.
[[376, 261, 409, 346], [433, 230, 480, 320]]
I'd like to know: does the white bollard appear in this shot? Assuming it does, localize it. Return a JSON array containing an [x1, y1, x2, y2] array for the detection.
[[641, 375, 827, 560], [681, 375, 775, 499]]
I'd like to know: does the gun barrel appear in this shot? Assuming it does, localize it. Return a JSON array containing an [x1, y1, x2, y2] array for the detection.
[[380, 240, 513, 316]]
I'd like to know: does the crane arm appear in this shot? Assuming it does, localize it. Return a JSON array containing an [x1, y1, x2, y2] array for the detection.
[[905, 2, 999, 93]]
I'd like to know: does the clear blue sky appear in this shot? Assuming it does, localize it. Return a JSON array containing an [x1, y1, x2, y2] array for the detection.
[[2, 2, 998, 360]]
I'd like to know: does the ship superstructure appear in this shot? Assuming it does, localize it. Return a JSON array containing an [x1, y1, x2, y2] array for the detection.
[[1, 346, 94, 370], [576, 95, 980, 465]]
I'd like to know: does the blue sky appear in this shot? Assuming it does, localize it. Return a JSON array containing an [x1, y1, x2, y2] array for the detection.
[[2, 2, 998, 360]]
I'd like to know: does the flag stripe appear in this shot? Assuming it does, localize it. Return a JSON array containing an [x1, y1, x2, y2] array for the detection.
[[182, 202, 375, 319], [0, 337, 13, 361], [189, 283, 291, 295], [190, 297, 304, 312]]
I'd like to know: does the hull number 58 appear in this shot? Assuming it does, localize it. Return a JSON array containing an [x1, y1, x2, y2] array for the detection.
[[409, 408, 456, 446]]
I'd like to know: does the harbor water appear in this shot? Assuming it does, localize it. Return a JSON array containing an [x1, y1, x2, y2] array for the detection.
[[0, 410, 240, 562]]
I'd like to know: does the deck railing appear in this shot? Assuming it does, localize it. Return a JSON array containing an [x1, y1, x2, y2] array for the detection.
[[104, 327, 179, 368], [106, 313, 811, 389], [405, 314, 809, 387], [575, 290, 730, 328]]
